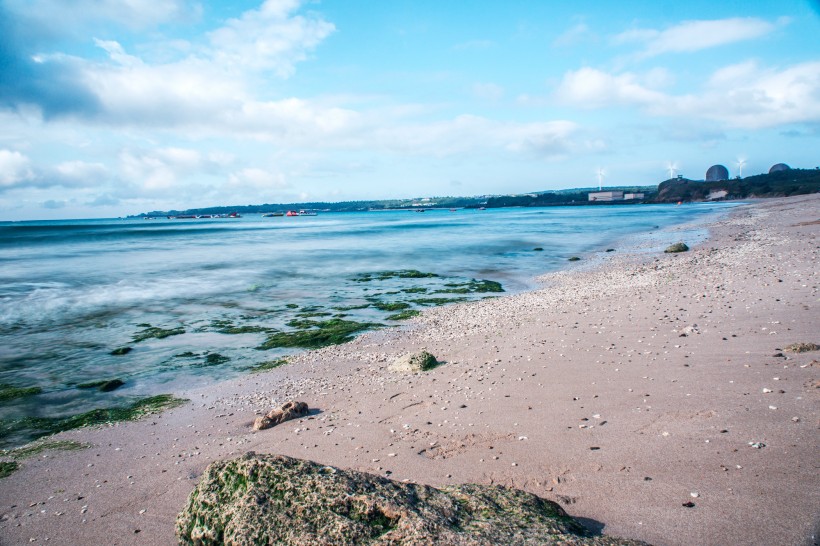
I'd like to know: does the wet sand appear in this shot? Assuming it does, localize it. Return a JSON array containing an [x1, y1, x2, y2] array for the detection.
[[1, 194, 818, 545]]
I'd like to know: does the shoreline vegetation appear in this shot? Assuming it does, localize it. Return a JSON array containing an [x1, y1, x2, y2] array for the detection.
[[131, 168, 820, 218]]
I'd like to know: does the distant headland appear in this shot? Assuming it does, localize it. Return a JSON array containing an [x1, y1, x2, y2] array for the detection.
[[132, 166, 820, 218]]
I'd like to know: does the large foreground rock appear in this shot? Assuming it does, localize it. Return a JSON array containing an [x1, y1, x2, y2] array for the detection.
[[176, 453, 647, 545]]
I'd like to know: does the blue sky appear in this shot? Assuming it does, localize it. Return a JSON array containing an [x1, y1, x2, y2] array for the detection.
[[1, 0, 818, 219]]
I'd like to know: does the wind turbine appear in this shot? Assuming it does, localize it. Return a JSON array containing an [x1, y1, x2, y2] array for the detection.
[[735, 157, 747, 178], [596, 168, 606, 191], [666, 161, 679, 180]]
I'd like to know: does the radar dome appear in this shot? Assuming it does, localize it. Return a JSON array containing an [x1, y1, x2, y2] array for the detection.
[[769, 163, 791, 174], [705, 164, 729, 182]]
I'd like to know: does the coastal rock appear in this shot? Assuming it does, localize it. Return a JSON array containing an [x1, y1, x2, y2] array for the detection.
[[664, 242, 689, 253], [252, 401, 309, 431], [388, 351, 439, 372], [176, 453, 647, 545], [784, 342, 819, 353]]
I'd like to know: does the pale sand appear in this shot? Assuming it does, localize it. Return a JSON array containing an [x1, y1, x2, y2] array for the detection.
[[1, 195, 818, 546]]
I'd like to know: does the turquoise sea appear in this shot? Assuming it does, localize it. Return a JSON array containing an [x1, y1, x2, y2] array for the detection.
[[0, 203, 736, 446]]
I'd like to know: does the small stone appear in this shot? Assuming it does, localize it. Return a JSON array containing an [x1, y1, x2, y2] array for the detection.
[[682, 501, 695, 508]]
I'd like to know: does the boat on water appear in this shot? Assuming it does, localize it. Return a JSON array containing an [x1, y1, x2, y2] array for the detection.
[[262, 212, 284, 217], [286, 210, 299, 216], [298, 210, 318, 216]]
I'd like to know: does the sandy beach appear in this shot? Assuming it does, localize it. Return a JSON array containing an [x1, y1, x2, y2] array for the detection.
[[1, 195, 818, 545]]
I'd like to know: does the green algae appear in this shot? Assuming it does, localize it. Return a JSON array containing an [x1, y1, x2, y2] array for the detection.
[[110, 347, 133, 355], [204, 353, 230, 366], [0, 395, 188, 446], [401, 287, 428, 294], [132, 325, 185, 342], [257, 319, 381, 350], [4, 439, 89, 460], [409, 297, 467, 306], [371, 301, 411, 312], [218, 325, 271, 335], [435, 279, 504, 294], [248, 358, 289, 373], [285, 304, 299, 309], [332, 304, 372, 311], [77, 379, 125, 392], [175, 351, 198, 358], [568, 256, 581, 261], [352, 270, 439, 282], [0, 461, 18, 479], [0, 384, 42, 402], [386, 310, 421, 321]]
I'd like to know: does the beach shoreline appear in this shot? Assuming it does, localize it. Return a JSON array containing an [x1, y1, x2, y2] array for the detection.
[[1, 195, 818, 545]]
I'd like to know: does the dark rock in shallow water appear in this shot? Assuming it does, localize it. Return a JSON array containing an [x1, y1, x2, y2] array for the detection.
[[176, 453, 647, 545], [568, 256, 581, 262], [664, 242, 689, 253], [77, 379, 125, 392]]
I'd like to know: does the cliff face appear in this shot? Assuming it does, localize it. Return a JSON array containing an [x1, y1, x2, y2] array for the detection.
[[176, 453, 647, 546]]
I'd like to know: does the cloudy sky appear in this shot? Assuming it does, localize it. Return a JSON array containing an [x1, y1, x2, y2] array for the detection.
[[1, 0, 818, 219]]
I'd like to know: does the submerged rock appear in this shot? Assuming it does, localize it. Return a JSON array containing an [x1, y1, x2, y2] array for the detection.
[[664, 242, 689, 253], [252, 401, 309, 431], [389, 351, 439, 372], [177, 454, 647, 545]]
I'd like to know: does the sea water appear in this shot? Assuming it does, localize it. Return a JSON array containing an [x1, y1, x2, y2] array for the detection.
[[0, 203, 737, 446]]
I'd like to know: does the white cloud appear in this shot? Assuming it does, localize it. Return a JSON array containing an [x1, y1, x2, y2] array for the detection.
[[119, 147, 209, 192], [553, 61, 820, 130], [228, 167, 287, 190], [0, 150, 35, 186], [208, 0, 335, 76], [614, 17, 782, 58], [553, 68, 667, 109]]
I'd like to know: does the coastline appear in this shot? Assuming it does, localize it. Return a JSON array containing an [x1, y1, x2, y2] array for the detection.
[[1, 195, 818, 545]]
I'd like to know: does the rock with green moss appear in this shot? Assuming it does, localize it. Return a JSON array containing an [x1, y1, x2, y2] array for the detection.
[[568, 256, 581, 262], [0, 384, 42, 402], [77, 379, 125, 392], [664, 242, 689, 253], [132, 325, 185, 342], [110, 346, 132, 355], [389, 351, 439, 372], [784, 342, 819, 353], [248, 358, 289, 373], [176, 453, 647, 545]]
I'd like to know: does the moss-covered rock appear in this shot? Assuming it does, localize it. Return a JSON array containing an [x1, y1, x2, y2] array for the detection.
[[568, 256, 581, 262], [784, 342, 819, 353], [110, 346, 132, 356], [0, 384, 42, 402], [77, 379, 125, 392], [664, 242, 689, 253], [176, 453, 647, 545], [389, 351, 439, 372], [132, 325, 185, 342]]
